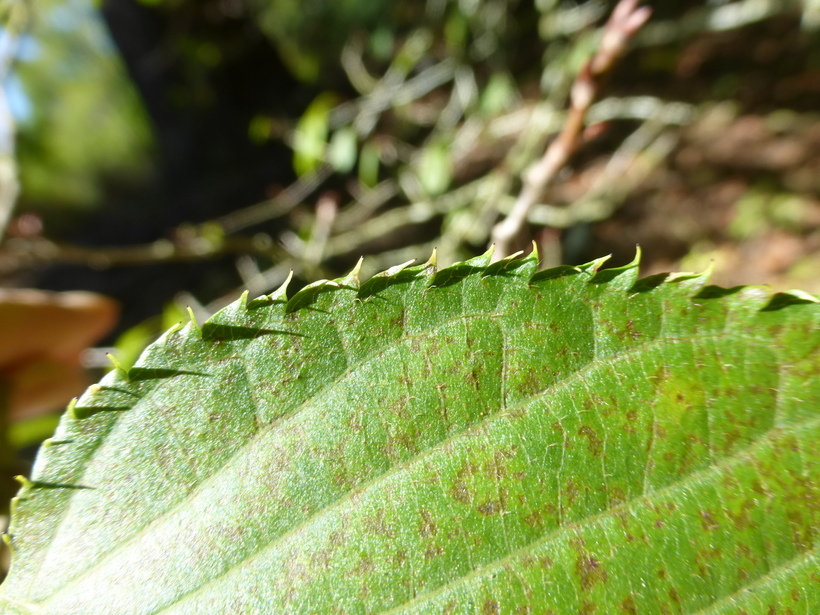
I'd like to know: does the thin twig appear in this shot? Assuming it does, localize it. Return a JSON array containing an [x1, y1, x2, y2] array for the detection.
[[214, 164, 334, 235], [0, 234, 289, 275], [489, 0, 651, 262]]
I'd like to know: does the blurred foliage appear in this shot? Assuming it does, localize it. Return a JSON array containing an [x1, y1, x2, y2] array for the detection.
[[13, 0, 152, 219], [250, 0, 401, 82]]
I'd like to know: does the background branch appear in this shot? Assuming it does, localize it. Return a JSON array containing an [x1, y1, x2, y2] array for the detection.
[[489, 0, 651, 261]]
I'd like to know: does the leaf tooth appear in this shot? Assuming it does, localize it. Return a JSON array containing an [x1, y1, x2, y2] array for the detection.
[[674, 259, 715, 288], [528, 240, 540, 265], [578, 254, 612, 276], [483, 243, 496, 264], [667, 267, 712, 289], [761, 289, 820, 312], [430, 249, 495, 287], [239, 290, 250, 310], [166, 320, 185, 336], [529, 263, 583, 284], [337, 257, 364, 288], [357, 258, 425, 300], [384, 259, 417, 277], [424, 248, 438, 273], [66, 397, 80, 420], [585, 247, 641, 288], [269, 270, 294, 303], [14, 475, 33, 491], [285, 279, 341, 313], [105, 353, 128, 378], [186, 306, 202, 336], [481, 249, 524, 278]]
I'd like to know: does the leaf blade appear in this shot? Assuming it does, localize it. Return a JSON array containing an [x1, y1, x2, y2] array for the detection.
[[1, 253, 818, 614]]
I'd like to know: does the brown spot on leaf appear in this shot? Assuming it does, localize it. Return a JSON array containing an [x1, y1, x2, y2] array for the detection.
[[608, 486, 627, 506], [329, 531, 345, 546], [564, 477, 580, 507], [482, 598, 500, 615], [576, 555, 609, 591], [727, 499, 755, 531], [700, 510, 719, 531], [521, 554, 538, 569], [364, 511, 395, 538], [477, 499, 504, 517], [524, 510, 543, 528], [424, 545, 444, 560], [580, 601, 598, 615], [450, 480, 472, 505], [619, 594, 637, 614], [348, 555, 375, 578], [578, 425, 603, 458], [522, 369, 545, 396], [419, 509, 438, 538]]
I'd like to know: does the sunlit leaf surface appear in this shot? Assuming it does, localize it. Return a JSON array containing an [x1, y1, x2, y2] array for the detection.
[[1, 249, 818, 614]]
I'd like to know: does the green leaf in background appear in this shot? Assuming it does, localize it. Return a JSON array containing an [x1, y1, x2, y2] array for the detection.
[[328, 127, 359, 174], [479, 72, 516, 116], [293, 92, 337, 177], [417, 141, 452, 196], [358, 139, 381, 188], [0, 249, 818, 614]]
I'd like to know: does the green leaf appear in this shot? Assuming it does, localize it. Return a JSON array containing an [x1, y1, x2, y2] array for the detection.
[[1, 250, 818, 614], [479, 72, 516, 115], [293, 92, 337, 177], [417, 141, 452, 196], [358, 140, 381, 188], [328, 127, 359, 174]]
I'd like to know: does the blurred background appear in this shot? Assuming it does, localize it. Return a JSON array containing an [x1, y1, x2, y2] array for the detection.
[[2, 0, 820, 579]]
